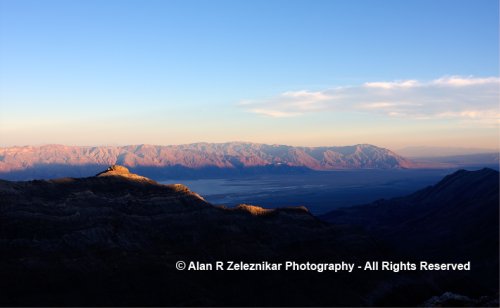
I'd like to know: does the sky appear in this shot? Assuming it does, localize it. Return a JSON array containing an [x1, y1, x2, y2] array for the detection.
[[0, 0, 498, 150]]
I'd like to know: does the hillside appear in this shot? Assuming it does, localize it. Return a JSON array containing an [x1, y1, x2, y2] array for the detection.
[[321, 168, 499, 255], [0, 165, 382, 306], [321, 168, 499, 305], [0, 166, 498, 306]]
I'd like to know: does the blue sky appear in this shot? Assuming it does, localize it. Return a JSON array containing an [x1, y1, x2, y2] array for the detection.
[[0, 0, 498, 149]]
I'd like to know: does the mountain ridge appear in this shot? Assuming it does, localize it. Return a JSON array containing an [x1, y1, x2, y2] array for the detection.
[[0, 142, 417, 180], [320, 168, 499, 305]]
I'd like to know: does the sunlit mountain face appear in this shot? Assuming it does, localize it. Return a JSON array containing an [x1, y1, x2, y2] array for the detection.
[[0, 142, 419, 180], [0, 143, 415, 170]]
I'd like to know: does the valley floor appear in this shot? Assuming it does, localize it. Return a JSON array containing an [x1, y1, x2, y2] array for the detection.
[[161, 168, 466, 214]]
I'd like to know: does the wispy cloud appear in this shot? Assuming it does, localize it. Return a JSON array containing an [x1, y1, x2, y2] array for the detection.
[[240, 76, 500, 125], [364, 79, 420, 89], [432, 76, 500, 87]]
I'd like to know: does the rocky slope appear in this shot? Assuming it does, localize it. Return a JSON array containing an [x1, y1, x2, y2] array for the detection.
[[0, 142, 416, 180]]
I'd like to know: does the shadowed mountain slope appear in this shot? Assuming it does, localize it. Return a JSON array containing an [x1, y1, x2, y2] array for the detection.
[[321, 168, 499, 305], [321, 168, 499, 254]]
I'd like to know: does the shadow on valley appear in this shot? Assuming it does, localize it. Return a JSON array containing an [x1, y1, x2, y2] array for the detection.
[[0, 166, 498, 306]]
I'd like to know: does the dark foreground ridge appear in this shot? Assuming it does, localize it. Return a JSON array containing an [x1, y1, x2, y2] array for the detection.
[[0, 166, 498, 306], [321, 168, 499, 306]]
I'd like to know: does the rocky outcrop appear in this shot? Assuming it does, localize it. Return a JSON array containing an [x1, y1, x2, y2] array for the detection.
[[95, 164, 152, 181]]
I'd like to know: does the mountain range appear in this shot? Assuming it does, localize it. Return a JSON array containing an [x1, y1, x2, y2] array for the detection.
[[396, 146, 499, 157], [413, 153, 499, 167], [0, 143, 415, 180], [0, 165, 498, 306]]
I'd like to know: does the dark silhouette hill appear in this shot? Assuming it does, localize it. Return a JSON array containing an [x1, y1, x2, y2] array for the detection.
[[321, 168, 499, 305], [0, 165, 383, 306], [321, 168, 499, 254], [0, 166, 497, 306]]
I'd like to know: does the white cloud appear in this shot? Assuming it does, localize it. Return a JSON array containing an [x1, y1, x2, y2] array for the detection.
[[281, 90, 331, 100], [432, 76, 500, 87], [364, 79, 420, 89], [240, 90, 335, 118], [240, 76, 500, 125], [249, 109, 301, 118], [359, 101, 422, 110]]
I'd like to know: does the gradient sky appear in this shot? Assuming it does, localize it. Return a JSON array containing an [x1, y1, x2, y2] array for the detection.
[[0, 0, 498, 150]]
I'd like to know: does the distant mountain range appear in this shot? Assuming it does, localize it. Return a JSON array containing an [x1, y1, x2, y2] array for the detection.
[[397, 146, 499, 157], [0, 143, 417, 180], [0, 165, 498, 306], [413, 153, 499, 167]]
